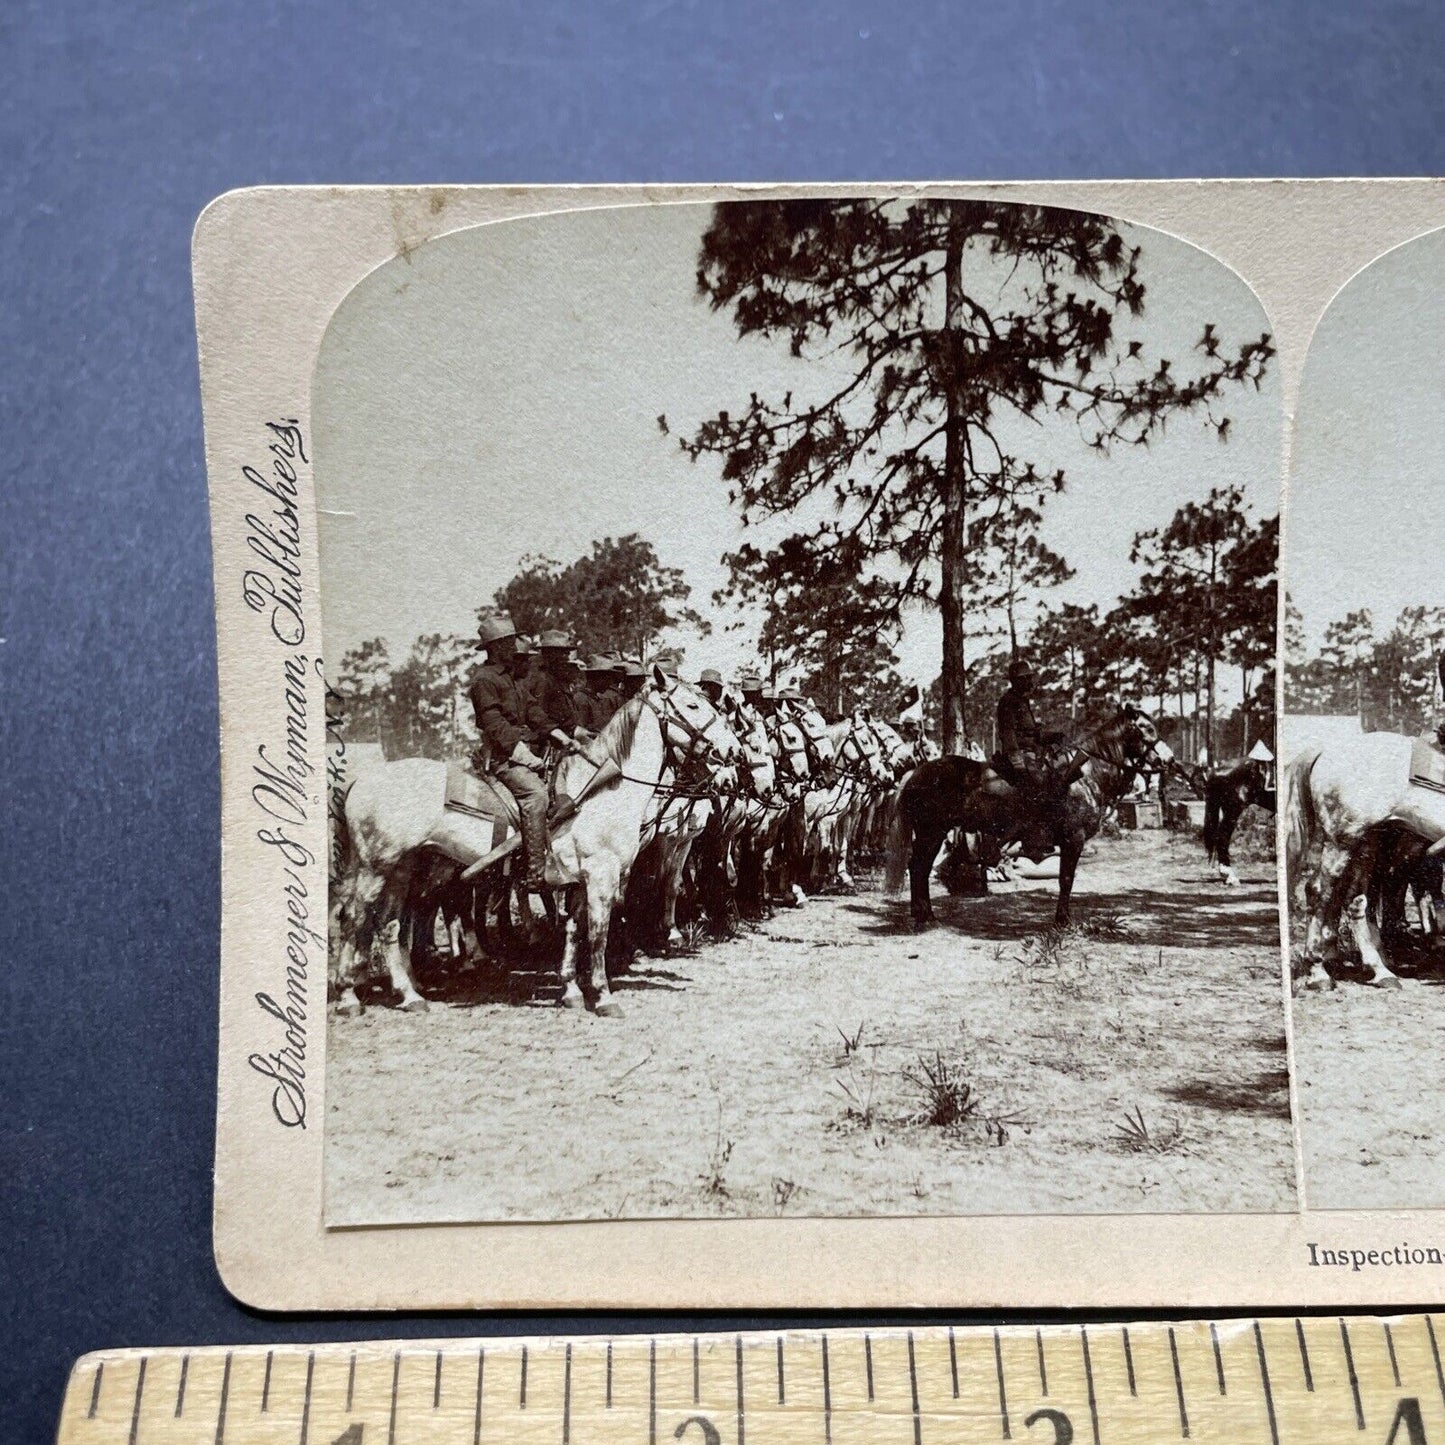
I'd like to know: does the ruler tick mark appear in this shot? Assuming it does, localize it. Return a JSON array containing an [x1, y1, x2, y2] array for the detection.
[[777, 1336, 786, 1405], [1210, 1322, 1226, 1394], [606, 1341, 613, 1409], [176, 1355, 188, 1417], [1385, 1321, 1401, 1388], [1340, 1319, 1364, 1430], [864, 1332, 874, 1401], [1081, 1328, 1100, 1445], [388, 1352, 401, 1445], [520, 1345, 528, 1409], [908, 1332, 922, 1445], [473, 1347, 485, 1445], [948, 1326, 958, 1399], [821, 1335, 832, 1445], [1121, 1326, 1136, 1397], [299, 1352, 314, 1445], [693, 1338, 700, 1406], [1427, 1316, 1445, 1410], [262, 1351, 273, 1412], [215, 1352, 233, 1445], [1036, 1329, 1048, 1395], [650, 1339, 657, 1445], [346, 1352, 356, 1412], [564, 1343, 573, 1445], [736, 1335, 745, 1445], [1168, 1327, 1189, 1439], [994, 1329, 1011, 1440], [88, 1362, 104, 1419], [1254, 1321, 1279, 1445], [1295, 1318, 1313, 1390], [127, 1358, 146, 1445], [433, 1350, 443, 1408]]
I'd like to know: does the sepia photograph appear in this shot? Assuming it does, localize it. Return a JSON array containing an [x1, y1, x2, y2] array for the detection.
[[1284, 226, 1445, 1210], [315, 197, 1291, 1226]]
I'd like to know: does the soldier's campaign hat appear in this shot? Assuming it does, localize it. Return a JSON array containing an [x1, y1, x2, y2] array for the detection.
[[475, 613, 517, 647], [737, 672, 763, 692], [538, 629, 573, 650], [1007, 657, 1034, 682], [653, 651, 680, 677], [624, 659, 646, 677], [609, 655, 628, 673], [514, 636, 534, 656], [759, 682, 776, 700], [778, 686, 803, 702], [586, 654, 612, 673], [698, 668, 724, 687]]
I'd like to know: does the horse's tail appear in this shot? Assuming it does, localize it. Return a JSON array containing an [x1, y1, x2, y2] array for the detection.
[[1283, 746, 1323, 897], [1201, 777, 1222, 862], [882, 777, 913, 895]]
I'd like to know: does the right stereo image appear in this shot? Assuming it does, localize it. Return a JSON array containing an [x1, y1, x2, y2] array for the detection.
[[1284, 225, 1445, 1210]]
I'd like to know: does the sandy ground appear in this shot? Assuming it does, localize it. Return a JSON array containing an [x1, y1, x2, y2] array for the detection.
[[324, 829, 1296, 1224], [1293, 939, 1445, 1210]]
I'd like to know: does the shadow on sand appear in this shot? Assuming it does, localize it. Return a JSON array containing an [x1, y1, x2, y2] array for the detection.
[[847, 878, 1277, 952]]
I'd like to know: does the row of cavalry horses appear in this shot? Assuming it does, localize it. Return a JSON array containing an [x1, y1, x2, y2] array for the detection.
[[328, 664, 1262, 1017]]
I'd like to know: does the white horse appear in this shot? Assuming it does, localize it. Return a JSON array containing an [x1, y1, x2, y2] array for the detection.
[[332, 667, 734, 1016], [1286, 731, 1445, 988]]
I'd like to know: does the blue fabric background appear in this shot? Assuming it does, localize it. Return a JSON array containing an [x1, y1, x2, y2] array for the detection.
[[2, 2, 1443, 1437]]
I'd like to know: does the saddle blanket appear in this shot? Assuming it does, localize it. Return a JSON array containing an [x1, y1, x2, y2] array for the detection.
[[443, 762, 515, 853], [1410, 735, 1445, 794]]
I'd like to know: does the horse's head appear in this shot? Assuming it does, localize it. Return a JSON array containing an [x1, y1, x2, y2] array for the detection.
[[649, 667, 743, 772], [1116, 702, 1171, 771]]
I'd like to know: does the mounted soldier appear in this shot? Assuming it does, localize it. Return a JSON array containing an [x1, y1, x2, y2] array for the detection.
[[697, 667, 724, 707], [467, 614, 548, 892], [619, 658, 646, 701], [578, 655, 618, 733], [532, 630, 584, 752], [995, 657, 1070, 809]]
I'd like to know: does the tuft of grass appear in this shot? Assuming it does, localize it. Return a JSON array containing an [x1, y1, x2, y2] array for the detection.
[[1113, 1105, 1184, 1154], [903, 1050, 982, 1129], [837, 1020, 868, 1057], [834, 1067, 878, 1129], [771, 1177, 800, 1214], [1079, 911, 1133, 941], [678, 919, 709, 952], [700, 1097, 735, 1200]]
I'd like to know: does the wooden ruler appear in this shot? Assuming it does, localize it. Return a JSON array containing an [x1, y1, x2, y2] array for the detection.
[[55, 1316, 1445, 1444]]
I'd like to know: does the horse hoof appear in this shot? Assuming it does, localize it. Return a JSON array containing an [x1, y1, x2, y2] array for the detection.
[[910, 916, 933, 934], [400, 997, 429, 1014], [334, 994, 363, 1019], [594, 998, 624, 1019], [561, 986, 587, 1011], [1370, 974, 1404, 991]]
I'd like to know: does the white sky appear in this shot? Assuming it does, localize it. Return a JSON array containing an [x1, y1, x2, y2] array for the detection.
[[314, 201, 1279, 688], [1286, 225, 1445, 652]]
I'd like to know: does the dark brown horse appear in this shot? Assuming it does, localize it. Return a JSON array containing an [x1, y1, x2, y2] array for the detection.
[[884, 705, 1167, 931], [1196, 757, 1276, 886]]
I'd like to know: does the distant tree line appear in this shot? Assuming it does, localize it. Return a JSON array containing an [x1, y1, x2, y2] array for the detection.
[[1285, 598, 1445, 735]]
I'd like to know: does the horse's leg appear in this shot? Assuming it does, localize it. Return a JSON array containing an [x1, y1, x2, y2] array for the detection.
[[379, 916, 428, 1012], [586, 861, 623, 1018], [908, 819, 945, 931], [334, 935, 365, 1017], [1295, 844, 1338, 992], [1343, 834, 1402, 988], [1217, 799, 1242, 886], [1054, 833, 1085, 929], [557, 881, 586, 1011]]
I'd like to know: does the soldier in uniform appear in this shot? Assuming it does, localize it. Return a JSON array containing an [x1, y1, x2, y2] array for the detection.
[[579, 655, 618, 732], [468, 614, 549, 892], [532, 630, 583, 750], [697, 667, 724, 707], [619, 659, 646, 701], [996, 658, 1065, 806]]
